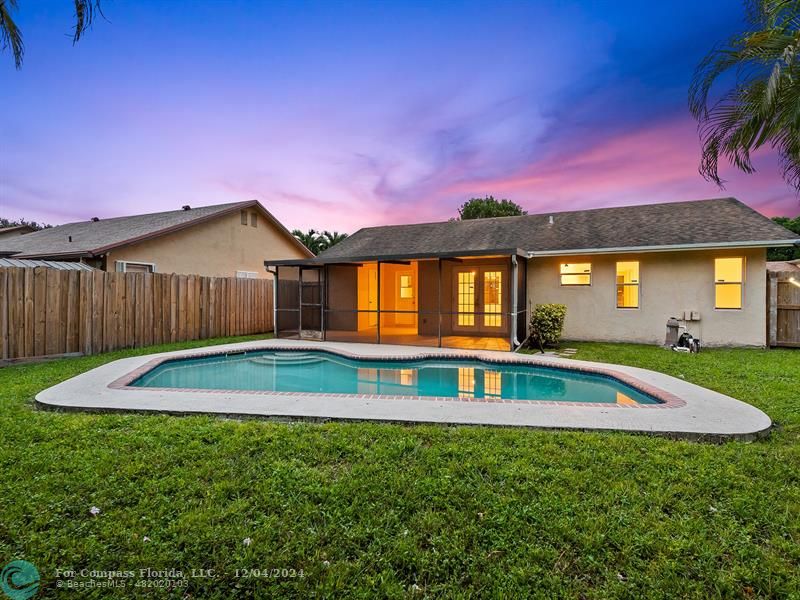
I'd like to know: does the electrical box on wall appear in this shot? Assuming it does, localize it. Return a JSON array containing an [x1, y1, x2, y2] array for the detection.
[[682, 310, 701, 321]]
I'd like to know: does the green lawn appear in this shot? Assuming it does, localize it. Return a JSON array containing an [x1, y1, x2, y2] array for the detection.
[[0, 338, 798, 599]]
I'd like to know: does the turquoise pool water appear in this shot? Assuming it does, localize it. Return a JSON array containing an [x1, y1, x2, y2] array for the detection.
[[132, 350, 659, 405]]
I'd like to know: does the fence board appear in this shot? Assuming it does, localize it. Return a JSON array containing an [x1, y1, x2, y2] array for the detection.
[[66, 270, 80, 353], [79, 271, 93, 355], [0, 269, 8, 360], [23, 268, 35, 358], [8, 268, 24, 358]]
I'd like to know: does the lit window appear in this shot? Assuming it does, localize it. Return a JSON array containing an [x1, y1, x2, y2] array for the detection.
[[399, 274, 413, 299], [458, 367, 475, 397], [715, 258, 744, 309], [560, 263, 591, 286], [483, 271, 502, 327], [616, 261, 639, 308], [457, 272, 476, 326], [484, 371, 502, 397]]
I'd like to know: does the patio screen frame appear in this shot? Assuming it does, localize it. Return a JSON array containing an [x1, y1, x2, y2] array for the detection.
[[267, 251, 528, 350]]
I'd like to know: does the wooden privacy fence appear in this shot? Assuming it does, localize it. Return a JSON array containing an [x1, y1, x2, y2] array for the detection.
[[0, 267, 274, 361], [767, 271, 800, 348]]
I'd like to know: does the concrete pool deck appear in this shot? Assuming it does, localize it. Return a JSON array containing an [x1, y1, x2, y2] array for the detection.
[[35, 339, 772, 442]]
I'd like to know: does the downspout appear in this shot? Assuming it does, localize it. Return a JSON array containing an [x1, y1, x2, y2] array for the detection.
[[510, 255, 522, 349]]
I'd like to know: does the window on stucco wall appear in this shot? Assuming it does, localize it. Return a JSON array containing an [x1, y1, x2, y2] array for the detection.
[[714, 257, 744, 309], [616, 261, 639, 308], [560, 263, 591, 286]]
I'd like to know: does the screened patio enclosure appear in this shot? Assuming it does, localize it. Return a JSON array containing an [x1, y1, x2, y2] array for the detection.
[[266, 253, 527, 351]]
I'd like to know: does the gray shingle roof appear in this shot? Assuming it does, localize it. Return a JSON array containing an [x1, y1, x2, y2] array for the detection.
[[316, 198, 799, 261], [0, 201, 311, 259]]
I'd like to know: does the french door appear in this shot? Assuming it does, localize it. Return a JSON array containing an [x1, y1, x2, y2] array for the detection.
[[452, 265, 507, 333]]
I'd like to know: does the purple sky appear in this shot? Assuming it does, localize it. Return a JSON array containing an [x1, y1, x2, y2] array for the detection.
[[1, 0, 798, 233]]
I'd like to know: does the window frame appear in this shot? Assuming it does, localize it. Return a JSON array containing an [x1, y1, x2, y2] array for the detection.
[[559, 262, 592, 287], [115, 260, 156, 273], [235, 270, 258, 279], [240, 210, 248, 225], [714, 257, 745, 310], [615, 260, 640, 310], [250, 212, 257, 227]]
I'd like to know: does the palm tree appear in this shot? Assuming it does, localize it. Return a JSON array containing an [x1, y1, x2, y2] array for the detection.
[[292, 229, 324, 255], [1, 0, 102, 69], [318, 230, 349, 251], [689, 0, 800, 192]]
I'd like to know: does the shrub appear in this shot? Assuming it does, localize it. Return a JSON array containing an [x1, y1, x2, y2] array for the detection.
[[529, 304, 567, 353]]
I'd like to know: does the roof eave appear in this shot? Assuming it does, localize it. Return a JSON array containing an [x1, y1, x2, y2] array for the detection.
[[265, 247, 526, 268], [526, 239, 800, 257]]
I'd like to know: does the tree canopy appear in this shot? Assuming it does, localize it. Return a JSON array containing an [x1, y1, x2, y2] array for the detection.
[[767, 215, 800, 260], [292, 229, 349, 256], [0, 217, 51, 231], [457, 196, 527, 220]]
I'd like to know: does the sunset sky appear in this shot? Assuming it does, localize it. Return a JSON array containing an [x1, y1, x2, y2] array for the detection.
[[1, 0, 798, 232]]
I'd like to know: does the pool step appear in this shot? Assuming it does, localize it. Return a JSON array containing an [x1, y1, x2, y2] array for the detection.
[[248, 353, 325, 367]]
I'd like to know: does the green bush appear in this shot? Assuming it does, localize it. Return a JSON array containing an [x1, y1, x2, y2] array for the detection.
[[529, 303, 567, 352]]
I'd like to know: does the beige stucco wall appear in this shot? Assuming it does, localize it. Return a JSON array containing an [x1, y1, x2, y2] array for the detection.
[[527, 248, 767, 347], [107, 208, 309, 278]]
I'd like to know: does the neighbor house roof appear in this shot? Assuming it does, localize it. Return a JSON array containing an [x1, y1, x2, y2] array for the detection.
[[273, 197, 797, 265], [0, 200, 312, 259], [0, 258, 96, 271], [767, 260, 800, 273], [0, 225, 36, 236]]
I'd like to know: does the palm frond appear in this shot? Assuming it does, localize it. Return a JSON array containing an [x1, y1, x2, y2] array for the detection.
[[689, 0, 800, 192], [0, 0, 24, 69], [72, 0, 104, 44]]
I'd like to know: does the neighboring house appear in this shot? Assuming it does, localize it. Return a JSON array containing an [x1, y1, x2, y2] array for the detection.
[[0, 201, 311, 278], [266, 198, 799, 349], [0, 225, 36, 240]]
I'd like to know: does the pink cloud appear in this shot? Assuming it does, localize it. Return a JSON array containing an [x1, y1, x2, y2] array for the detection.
[[441, 116, 798, 217]]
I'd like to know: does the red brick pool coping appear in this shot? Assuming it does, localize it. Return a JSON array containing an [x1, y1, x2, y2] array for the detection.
[[108, 345, 687, 409]]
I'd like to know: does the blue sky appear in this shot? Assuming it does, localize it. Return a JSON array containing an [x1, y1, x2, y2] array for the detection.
[[1, 0, 797, 231]]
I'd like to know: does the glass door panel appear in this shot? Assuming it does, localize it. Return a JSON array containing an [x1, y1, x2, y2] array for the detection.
[[457, 271, 476, 327], [483, 271, 502, 327]]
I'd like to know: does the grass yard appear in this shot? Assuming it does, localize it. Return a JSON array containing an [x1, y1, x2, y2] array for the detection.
[[0, 337, 798, 598]]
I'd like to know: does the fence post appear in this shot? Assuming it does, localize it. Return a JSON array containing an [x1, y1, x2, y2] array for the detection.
[[768, 272, 778, 347]]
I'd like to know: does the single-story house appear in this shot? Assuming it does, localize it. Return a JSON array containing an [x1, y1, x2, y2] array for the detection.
[[0, 201, 311, 278], [0, 225, 36, 240], [266, 197, 799, 349]]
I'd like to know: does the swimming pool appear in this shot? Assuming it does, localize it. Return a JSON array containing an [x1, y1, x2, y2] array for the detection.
[[130, 350, 660, 405]]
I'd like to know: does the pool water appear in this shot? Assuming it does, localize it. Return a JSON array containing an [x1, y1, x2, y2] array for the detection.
[[132, 351, 659, 405]]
